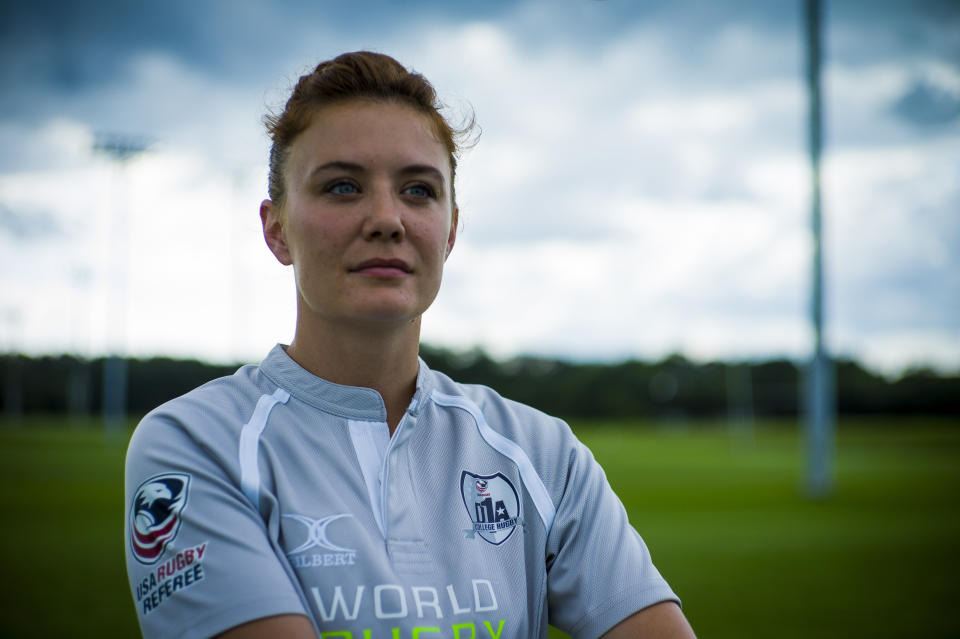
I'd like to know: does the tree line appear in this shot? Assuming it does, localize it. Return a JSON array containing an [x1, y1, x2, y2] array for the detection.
[[1, 346, 957, 420]]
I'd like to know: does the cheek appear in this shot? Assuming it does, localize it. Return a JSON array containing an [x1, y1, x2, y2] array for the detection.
[[416, 215, 453, 255], [288, 214, 347, 257], [421, 235, 451, 269]]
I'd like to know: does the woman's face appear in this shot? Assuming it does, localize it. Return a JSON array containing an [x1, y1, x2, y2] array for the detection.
[[261, 100, 457, 331]]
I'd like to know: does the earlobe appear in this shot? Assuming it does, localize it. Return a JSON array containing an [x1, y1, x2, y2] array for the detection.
[[260, 199, 292, 266]]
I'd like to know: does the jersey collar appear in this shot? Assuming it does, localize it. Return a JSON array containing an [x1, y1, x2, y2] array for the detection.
[[258, 344, 434, 422]]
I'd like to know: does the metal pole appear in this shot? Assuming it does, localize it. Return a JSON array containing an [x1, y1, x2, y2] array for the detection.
[[727, 363, 755, 449], [3, 310, 24, 426], [804, 0, 834, 497], [94, 135, 147, 434]]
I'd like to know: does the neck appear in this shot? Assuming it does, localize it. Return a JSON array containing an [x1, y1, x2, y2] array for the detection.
[[285, 312, 421, 434]]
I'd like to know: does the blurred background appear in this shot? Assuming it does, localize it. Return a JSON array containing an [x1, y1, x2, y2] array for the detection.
[[0, 0, 957, 638]]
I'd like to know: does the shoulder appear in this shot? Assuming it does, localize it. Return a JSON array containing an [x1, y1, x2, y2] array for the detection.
[[428, 367, 575, 444], [127, 363, 275, 466], [425, 367, 585, 495]]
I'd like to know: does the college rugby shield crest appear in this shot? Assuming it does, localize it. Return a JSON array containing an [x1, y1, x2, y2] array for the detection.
[[460, 471, 521, 545]]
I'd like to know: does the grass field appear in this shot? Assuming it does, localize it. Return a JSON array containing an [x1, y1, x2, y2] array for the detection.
[[0, 415, 957, 638]]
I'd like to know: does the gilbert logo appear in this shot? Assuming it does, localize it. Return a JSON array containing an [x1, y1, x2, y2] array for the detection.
[[283, 513, 358, 568]]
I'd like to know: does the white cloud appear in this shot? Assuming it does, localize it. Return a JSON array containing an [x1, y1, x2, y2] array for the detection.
[[836, 329, 960, 378], [1, 5, 957, 376], [0, 118, 95, 172]]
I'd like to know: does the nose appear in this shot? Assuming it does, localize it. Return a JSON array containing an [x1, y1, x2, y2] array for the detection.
[[362, 189, 405, 242]]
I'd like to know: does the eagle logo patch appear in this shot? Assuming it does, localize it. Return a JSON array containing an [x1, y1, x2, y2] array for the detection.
[[460, 471, 521, 545], [130, 473, 190, 564]]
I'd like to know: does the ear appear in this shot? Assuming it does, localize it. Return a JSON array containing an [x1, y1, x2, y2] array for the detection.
[[260, 199, 292, 265], [445, 206, 458, 261]]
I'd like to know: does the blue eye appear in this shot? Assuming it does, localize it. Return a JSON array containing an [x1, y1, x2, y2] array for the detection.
[[404, 184, 434, 198], [329, 182, 358, 195]]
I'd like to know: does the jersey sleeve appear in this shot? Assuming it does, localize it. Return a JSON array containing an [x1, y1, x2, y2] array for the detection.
[[124, 409, 308, 639], [544, 429, 679, 638]]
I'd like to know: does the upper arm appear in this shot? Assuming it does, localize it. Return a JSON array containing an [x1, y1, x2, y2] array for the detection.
[[214, 614, 318, 639], [545, 429, 681, 636], [601, 601, 696, 639], [125, 412, 308, 639]]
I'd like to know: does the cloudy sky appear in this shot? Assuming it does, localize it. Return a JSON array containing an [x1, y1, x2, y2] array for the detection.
[[1, 0, 958, 375]]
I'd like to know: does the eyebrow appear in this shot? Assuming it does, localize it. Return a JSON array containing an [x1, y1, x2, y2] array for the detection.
[[307, 161, 446, 185]]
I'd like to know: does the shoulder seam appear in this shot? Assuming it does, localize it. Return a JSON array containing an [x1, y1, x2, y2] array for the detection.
[[238, 387, 291, 511], [430, 390, 556, 535]]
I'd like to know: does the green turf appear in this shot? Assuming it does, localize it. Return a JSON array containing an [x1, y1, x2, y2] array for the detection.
[[0, 416, 957, 638], [0, 417, 138, 638]]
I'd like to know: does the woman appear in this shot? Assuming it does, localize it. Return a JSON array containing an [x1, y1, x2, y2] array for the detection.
[[125, 51, 695, 639]]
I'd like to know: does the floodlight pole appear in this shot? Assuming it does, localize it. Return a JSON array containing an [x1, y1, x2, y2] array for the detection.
[[94, 135, 147, 435], [804, 0, 834, 497], [3, 310, 23, 425]]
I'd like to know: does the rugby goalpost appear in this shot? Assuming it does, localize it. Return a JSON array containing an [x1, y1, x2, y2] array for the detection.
[[804, 0, 835, 498]]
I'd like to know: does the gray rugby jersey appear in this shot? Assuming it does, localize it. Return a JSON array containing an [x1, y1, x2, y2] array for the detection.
[[125, 345, 678, 639]]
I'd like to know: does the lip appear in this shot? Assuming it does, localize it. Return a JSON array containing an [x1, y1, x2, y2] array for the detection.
[[350, 258, 413, 277]]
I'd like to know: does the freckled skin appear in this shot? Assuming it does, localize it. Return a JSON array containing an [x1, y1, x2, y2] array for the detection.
[[262, 101, 457, 335]]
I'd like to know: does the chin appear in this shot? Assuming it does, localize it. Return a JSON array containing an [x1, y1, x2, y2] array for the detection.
[[353, 291, 434, 320], [349, 302, 424, 326]]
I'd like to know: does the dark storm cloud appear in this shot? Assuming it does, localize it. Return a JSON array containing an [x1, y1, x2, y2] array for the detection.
[[1, 1, 216, 91], [0, 0, 539, 136], [0, 0, 515, 90], [891, 79, 960, 126], [2, 0, 955, 115], [827, 0, 960, 65]]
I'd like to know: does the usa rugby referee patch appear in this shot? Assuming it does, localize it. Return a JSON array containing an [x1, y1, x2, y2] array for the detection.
[[130, 473, 190, 564], [461, 471, 521, 545]]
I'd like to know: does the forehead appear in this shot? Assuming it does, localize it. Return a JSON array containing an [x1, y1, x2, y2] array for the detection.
[[286, 100, 451, 182]]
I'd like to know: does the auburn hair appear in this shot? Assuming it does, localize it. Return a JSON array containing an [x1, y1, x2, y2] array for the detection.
[[264, 51, 473, 208]]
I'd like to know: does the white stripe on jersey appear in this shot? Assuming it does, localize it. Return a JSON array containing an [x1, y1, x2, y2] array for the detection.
[[431, 391, 557, 535], [239, 387, 290, 510], [348, 419, 390, 536]]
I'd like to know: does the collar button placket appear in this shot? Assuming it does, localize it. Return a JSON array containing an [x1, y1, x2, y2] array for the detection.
[[381, 413, 434, 575]]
